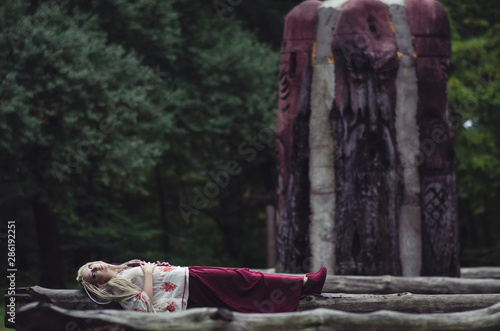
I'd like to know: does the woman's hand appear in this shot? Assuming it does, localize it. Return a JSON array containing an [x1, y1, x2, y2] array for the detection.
[[140, 262, 156, 274], [140, 262, 156, 300]]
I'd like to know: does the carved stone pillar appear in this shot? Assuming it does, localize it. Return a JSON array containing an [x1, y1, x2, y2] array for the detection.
[[275, 0, 459, 277], [275, 0, 321, 273]]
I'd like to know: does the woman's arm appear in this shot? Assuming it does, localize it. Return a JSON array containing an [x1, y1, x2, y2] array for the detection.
[[140, 262, 156, 300]]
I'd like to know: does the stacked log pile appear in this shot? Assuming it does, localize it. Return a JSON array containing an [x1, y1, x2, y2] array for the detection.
[[15, 301, 500, 331], [7, 267, 500, 330]]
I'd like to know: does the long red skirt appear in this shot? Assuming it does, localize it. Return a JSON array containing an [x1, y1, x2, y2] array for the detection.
[[187, 266, 304, 313]]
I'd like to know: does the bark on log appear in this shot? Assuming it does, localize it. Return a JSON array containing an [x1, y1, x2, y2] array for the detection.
[[253, 269, 500, 294], [461, 268, 500, 279], [324, 275, 500, 294], [8, 286, 122, 311], [16, 301, 500, 331], [9, 286, 500, 315], [298, 293, 500, 313]]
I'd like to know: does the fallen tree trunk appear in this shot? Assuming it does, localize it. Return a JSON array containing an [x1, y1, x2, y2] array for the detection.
[[10, 276, 500, 314], [254, 268, 500, 293], [323, 275, 500, 294], [461, 267, 500, 279], [8, 287, 500, 316], [17, 301, 500, 331], [257, 266, 500, 279], [8, 286, 122, 311], [299, 293, 500, 313]]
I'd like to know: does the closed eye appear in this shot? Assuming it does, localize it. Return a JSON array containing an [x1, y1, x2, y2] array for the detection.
[[88, 264, 96, 280]]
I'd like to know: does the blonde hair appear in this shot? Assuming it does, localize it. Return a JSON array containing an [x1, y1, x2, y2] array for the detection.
[[76, 259, 143, 301]]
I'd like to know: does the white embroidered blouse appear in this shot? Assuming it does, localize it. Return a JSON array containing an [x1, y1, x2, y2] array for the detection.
[[116, 266, 189, 313]]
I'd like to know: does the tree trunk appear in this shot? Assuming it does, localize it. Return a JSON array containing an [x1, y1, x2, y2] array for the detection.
[[10, 286, 122, 311], [13, 286, 500, 314], [323, 275, 500, 294], [16, 301, 500, 331], [10, 282, 500, 317], [266, 204, 276, 268], [31, 196, 65, 288], [252, 269, 500, 294], [155, 164, 169, 255], [298, 293, 500, 313]]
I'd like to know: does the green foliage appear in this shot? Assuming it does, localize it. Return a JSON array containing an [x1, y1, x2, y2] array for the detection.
[[0, 0, 281, 287], [441, 0, 500, 266], [4, 0, 498, 289], [137, 1, 279, 269], [441, 0, 500, 40], [0, 1, 180, 286]]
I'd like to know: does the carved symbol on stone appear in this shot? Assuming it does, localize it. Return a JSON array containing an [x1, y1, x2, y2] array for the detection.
[[423, 187, 448, 222]]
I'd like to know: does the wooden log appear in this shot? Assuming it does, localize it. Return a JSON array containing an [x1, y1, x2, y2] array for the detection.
[[16, 301, 500, 331], [253, 269, 500, 294], [298, 293, 500, 313], [9, 286, 500, 315], [6, 286, 122, 312], [324, 275, 500, 294], [14, 272, 500, 313], [461, 268, 500, 279]]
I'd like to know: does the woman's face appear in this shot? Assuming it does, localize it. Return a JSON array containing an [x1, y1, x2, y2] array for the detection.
[[81, 261, 115, 285]]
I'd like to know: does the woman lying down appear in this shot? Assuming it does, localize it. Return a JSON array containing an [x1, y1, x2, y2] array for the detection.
[[76, 260, 327, 313]]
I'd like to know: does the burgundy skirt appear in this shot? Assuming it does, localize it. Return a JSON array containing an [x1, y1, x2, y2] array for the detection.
[[187, 266, 304, 313]]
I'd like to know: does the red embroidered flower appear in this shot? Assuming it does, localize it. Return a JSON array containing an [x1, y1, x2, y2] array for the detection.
[[167, 301, 176, 312], [134, 293, 142, 300], [161, 266, 175, 272], [162, 281, 178, 292], [133, 308, 145, 312]]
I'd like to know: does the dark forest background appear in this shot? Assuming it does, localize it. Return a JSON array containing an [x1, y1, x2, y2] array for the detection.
[[1, 0, 499, 291]]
